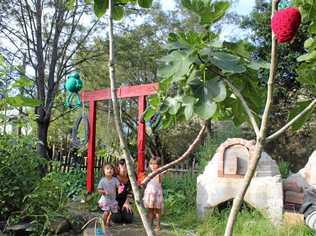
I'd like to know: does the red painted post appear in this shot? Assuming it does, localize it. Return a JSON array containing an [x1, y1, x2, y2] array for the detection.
[[137, 96, 146, 182], [87, 99, 96, 192]]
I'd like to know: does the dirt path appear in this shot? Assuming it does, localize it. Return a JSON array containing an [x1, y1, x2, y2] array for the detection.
[[83, 217, 174, 236]]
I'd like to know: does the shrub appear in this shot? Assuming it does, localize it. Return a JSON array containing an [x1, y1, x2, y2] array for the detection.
[[0, 135, 45, 220], [20, 171, 69, 233], [61, 168, 86, 199], [10, 168, 85, 233], [163, 173, 197, 219], [6, 167, 86, 234]]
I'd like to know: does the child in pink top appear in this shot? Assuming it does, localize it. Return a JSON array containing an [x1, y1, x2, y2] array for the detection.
[[143, 157, 163, 231]]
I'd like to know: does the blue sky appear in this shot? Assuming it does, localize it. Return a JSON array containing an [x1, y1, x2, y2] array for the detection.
[[159, 0, 256, 41], [160, 0, 256, 15]]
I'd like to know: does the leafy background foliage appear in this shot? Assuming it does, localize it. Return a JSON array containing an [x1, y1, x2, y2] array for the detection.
[[295, 0, 316, 94], [93, 0, 153, 19], [0, 55, 41, 108]]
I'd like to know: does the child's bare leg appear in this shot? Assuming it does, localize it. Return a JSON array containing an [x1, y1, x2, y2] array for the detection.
[[154, 209, 161, 231], [103, 211, 110, 228], [106, 211, 112, 227], [147, 209, 154, 226]]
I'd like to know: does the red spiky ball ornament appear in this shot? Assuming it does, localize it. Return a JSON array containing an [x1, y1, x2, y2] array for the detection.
[[271, 7, 301, 43]]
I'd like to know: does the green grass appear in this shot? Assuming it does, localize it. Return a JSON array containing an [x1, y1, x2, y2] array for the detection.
[[162, 172, 313, 236], [163, 208, 313, 236]]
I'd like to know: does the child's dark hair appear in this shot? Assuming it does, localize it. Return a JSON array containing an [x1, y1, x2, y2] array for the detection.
[[118, 158, 125, 166], [102, 163, 115, 176], [149, 156, 161, 165]]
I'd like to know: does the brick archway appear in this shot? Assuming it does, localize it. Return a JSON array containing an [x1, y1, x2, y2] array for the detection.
[[217, 138, 256, 178]]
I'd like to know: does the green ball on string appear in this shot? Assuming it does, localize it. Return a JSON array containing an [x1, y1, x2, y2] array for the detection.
[[279, 0, 292, 9], [65, 72, 83, 109], [65, 72, 83, 93]]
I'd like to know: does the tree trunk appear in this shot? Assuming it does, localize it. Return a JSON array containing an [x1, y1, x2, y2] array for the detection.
[[107, 1, 155, 235], [3, 105, 7, 135], [17, 107, 23, 136], [224, 142, 264, 236], [224, 1, 279, 235], [37, 116, 50, 168], [205, 120, 212, 137]]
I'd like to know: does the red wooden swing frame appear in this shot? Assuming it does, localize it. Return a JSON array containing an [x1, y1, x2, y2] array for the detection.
[[81, 83, 159, 192]]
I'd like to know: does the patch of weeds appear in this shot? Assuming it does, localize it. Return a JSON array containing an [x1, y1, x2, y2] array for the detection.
[[162, 173, 197, 220], [278, 159, 290, 178]]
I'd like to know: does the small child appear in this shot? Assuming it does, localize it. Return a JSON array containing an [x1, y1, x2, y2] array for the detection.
[[97, 163, 120, 228], [143, 157, 163, 231]]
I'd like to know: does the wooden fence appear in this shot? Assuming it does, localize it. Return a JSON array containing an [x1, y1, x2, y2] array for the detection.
[[165, 158, 198, 176], [48, 147, 198, 176], [48, 148, 117, 177]]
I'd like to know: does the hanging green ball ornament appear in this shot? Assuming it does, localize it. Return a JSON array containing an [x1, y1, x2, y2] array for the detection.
[[65, 72, 83, 109], [279, 0, 292, 9], [65, 72, 83, 93]]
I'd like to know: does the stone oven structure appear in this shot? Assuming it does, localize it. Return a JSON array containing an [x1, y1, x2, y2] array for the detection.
[[197, 138, 283, 223]]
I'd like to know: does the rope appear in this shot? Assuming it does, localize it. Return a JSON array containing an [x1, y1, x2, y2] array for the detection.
[[70, 113, 89, 150], [65, 92, 82, 109]]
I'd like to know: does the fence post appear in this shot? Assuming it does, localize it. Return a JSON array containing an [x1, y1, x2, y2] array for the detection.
[[87, 100, 96, 193], [137, 95, 146, 182]]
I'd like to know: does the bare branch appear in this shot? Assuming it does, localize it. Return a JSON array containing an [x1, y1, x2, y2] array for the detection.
[[16, 0, 37, 68], [45, 3, 66, 113], [58, 19, 99, 78], [0, 30, 24, 53], [50, 107, 76, 123], [43, 9, 57, 51], [56, 1, 87, 78], [64, 52, 104, 69], [141, 122, 206, 187], [266, 99, 316, 142]]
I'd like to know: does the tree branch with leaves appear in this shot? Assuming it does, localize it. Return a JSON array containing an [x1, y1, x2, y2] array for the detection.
[[150, 0, 315, 235]]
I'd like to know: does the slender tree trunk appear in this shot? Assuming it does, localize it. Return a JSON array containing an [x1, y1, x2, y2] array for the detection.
[[17, 107, 23, 136], [18, 55, 27, 136], [205, 120, 212, 137], [224, 1, 279, 235], [3, 105, 7, 135], [37, 119, 49, 159], [107, 1, 155, 235]]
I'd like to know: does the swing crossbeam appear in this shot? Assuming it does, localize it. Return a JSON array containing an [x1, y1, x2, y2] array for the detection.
[[81, 83, 158, 101], [81, 83, 159, 193]]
